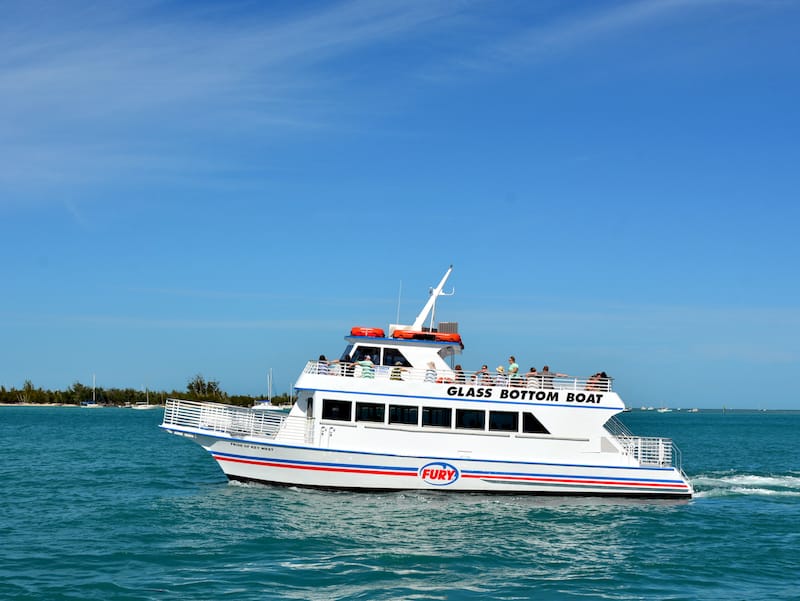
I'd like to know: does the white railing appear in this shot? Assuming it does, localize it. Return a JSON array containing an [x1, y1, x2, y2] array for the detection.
[[304, 361, 613, 392], [616, 435, 679, 468], [162, 398, 287, 438], [605, 416, 682, 469]]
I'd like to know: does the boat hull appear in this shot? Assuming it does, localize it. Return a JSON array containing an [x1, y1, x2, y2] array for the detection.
[[174, 429, 692, 499]]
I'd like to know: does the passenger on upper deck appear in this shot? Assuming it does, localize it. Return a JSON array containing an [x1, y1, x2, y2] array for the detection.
[[356, 355, 375, 378], [495, 365, 508, 386], [390, 361, 406, 381], [425, 362, 437, 382], [541, 365, 568, 389], [508, 356, 521, 386], [329, 354, 353, 377], [318, 355, 329, 375], [587, 371, 610, 391], [474, 364, 491, 385], [454, 365, 466, 383], [526, 367, 540, 388]]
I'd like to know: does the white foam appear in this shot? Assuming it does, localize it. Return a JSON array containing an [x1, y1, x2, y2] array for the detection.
[[691, 472, 800, 497]]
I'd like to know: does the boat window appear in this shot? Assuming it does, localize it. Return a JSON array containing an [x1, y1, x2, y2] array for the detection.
[[299, 396, 313, 417], [322, 399, 352, 421], [438, 347, 457, 361], [389, 405, 418, 425], [339, 344, 354, 361], [351, 346, 381, 364], [382, 347, 411, 367], [456, 409, 485, 430], [356, 402, 385, 423], [522, 412, 550, 434], [422, 407, 452, 428], [489, 411, 518, 432]]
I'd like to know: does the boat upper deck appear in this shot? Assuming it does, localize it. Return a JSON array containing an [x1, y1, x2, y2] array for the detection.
[[302, 360, 613, 392]]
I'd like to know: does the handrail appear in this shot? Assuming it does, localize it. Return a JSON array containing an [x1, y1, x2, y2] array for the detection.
[[162, 398, 286, 438], [304, 361, 613, 392], [604, 416, 683, 470], [615, 435, 675, 467]]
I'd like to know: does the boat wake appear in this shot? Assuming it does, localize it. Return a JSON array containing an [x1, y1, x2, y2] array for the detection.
[[692, 472, 800, 498]]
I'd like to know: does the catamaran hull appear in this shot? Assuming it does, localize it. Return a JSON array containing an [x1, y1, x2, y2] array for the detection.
[[175, 430, 692, 499]]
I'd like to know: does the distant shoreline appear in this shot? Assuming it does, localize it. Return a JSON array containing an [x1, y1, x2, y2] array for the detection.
[[0, 403, 162, 408], [0, 403, 78, 407]]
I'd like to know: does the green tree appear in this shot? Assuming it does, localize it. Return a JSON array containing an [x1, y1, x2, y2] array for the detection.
[[186, 374, 227, 401]]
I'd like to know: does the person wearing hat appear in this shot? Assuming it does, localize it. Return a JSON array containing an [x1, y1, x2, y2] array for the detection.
[[424, 361, 437, 382], [356, 354, 375, 378], [390, 361, 406, 381], [495, 365, 508, 386]]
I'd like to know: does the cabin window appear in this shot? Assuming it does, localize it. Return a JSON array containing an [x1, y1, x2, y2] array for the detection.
[[351, 346, 381, 364], [422, 407, 452, 428], [322, 399, 352, 422], [356, 402, 385, 423], [489, 411, 518, 432], [522, 412, 550, 434], [389, 405, 418, 425], [456, 409, 485, 430], [383, 347, 411, 367]]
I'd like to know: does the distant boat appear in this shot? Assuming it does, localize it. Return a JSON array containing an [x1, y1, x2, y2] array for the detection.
[[81, 374, 103, 408], [657, 407, 672, 413], [252, 400, 286, 411], [689, 408, 699, 413], [253, 369, 284, 410], [132, 387, 160, 410]]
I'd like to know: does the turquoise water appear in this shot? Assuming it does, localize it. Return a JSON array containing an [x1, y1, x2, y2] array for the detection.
[[1, 407, 798, 600]]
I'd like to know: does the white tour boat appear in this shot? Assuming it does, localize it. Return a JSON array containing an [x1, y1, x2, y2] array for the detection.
[[161, 267, 692, 498]]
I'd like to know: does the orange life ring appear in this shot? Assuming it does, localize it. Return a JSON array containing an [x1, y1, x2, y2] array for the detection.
[[350, 326, 386, 337], [434, 332, 462, 344], [392, 330, 419, 339], [392, 330, 462, 343]]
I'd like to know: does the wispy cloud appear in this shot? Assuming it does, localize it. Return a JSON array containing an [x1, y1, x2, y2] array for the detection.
[[0, 0, 470, 196], [425, 0, 747, 77], [0, 0, 777, 199]]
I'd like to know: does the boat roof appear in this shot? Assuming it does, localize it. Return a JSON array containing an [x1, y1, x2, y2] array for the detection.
[[342, 266, 462, 369]]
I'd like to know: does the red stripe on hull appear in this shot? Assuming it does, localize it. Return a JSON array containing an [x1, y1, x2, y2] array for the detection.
[[462, 473, 689, 490], [214, 455, 415, 477]]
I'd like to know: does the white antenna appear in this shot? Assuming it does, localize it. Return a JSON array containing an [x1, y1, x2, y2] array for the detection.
[[411, 265, 454, 331], [429, 285, 455, 331]]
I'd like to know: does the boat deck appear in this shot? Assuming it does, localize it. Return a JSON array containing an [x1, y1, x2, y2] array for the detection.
[[304, 361, 613, 391]]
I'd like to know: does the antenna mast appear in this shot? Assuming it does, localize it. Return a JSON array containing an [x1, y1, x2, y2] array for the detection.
[[411, 265, 454, 331]]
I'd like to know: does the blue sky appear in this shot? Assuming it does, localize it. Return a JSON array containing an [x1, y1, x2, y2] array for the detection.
[[2, 0, 798, 408]]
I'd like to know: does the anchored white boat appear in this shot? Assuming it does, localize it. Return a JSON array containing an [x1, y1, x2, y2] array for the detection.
[[161, 267, 692, 498]]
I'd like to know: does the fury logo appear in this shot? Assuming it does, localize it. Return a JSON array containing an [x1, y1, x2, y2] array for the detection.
[[419, 462, 459, 486]]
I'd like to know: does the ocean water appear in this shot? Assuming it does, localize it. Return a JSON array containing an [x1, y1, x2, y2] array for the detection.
[[1, 407, 798, 600]]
